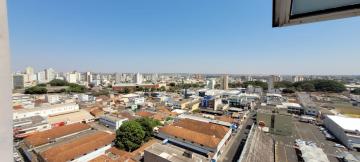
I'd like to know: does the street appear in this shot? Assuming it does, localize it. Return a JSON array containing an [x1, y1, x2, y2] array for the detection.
[[218, 111, 255, 162]]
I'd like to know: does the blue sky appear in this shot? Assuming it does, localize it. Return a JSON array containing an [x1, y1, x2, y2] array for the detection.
[[8, 0, 360, 75]]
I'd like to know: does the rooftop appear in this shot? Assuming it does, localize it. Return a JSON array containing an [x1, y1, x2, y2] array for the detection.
[[47, 109, 94, 124], [24, 123, 91, 147], [136, 111, 155, 118], [159, 125, 221, 148], [327, 115, 360, 132], [173, 118, 229, 139], [145, 143, 208, 162], [41, 131, 115, 162], [14, 102, 78, 114], [159, 119, 230, 149]]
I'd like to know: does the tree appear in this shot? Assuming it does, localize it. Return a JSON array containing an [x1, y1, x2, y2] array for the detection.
[[136, 86, 144, 92], [25, 86, 47, 94], [274, 81, 293, 89], [229, 82, 242, 88], [135, 117, 161, 141], [300, 82, 316, 92], [351, 88, 360, 95], [123, 88, 130, 94], [67, 83, 86, 93], [114, 121, 145, 152], [243, 81, 268, 90], [313, 80, 346, 93], [169, 82, 176, 87], [159, 86, 166, 91], [49, 79, 68, 86], [282, 88, 295, 94], [92, 90, 109, 96], [293, 80, 345, 93], [37, 83, 47, 87]]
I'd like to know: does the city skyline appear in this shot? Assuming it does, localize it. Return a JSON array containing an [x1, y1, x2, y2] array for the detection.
[[8, 0, 360, 75]]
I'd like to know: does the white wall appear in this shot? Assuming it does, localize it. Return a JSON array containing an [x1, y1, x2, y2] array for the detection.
[[13, 103, 80, 119], [215, 129, 232, 159], [72, 144, 111, 162], [324, 116, 351, 148]]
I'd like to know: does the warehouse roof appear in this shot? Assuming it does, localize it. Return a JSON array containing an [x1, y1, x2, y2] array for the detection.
[[24, 123, 91, 147], [327, 115, 360, 132], [47, 109, 94, 124], [159, 125, 221, 149], [41, 131, 115, 162]]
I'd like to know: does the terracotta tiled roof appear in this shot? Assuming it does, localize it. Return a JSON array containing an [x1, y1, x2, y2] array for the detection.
[[173, 118, 229, 139], [41, 131, 115, 162], [89, 155, 116, 162], [131, 139, 157, 157], [13, 105, 24, 110], [135, 111, 154, 118], [90, 108, 104, 117], [106, 140, 158, 162], [24, 123, 91, 147], [215, 116, 236, 123], [152, 113, 166, 121], [118, 112, 136, 120], [159, 125, 221, 149], [107, 147, 132, 159]]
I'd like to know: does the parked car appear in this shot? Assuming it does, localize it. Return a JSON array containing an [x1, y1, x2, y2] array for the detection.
[[334, 143, 346, 149]]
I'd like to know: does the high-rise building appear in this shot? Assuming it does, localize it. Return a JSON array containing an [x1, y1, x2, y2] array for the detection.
[[45, 68, 56, 82], [13, 74, 25, 89], [134, 72, 142, 84], [36, 71, 47, 83], [292, 76, 304, 82], [85, 72, 93, 84], [115, 73, 121, 83], [25, 66, 34, 75], [268, 78, 274, 92], [222, 75, 229, 90], [151, 73, 158, 83], [270, 75, 282, 82], [207, 79, 216, 89], [24, 66, 35, 83], [246, 75, 253, 82], [65, 73, 78, 83]]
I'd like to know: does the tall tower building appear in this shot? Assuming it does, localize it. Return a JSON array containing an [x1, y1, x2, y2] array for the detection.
[[115, 73, 121, 83], [268, 77, 274, 92], [207, 79, 216, 89], [292, 75, 304, 82], [86, 72, 93, 84], [24, 66, 35, 82], [134, 73, 142, 84], [45, 68, 56, 82], [37, 71, 47, 83], [25, 66, 34, 75], [222, 75, 229, 90], [13, 74, 25, 89]]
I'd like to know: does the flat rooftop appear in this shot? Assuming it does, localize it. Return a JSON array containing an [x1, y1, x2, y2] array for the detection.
[[145, 143, 208, 162], [327, 115, 360, 132], [47, 109, 94, 124], [13, 115, 48, 129], [14, 102, 78, 114]]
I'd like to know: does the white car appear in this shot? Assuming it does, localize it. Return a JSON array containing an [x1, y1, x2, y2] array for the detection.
[[334, 143, 346, 149]]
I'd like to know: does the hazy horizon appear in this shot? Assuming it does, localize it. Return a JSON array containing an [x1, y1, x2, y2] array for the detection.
[[8, 1, 360, 75]]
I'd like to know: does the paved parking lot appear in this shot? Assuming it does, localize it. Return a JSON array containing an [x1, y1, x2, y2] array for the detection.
[[275, 118, 347, 162]]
